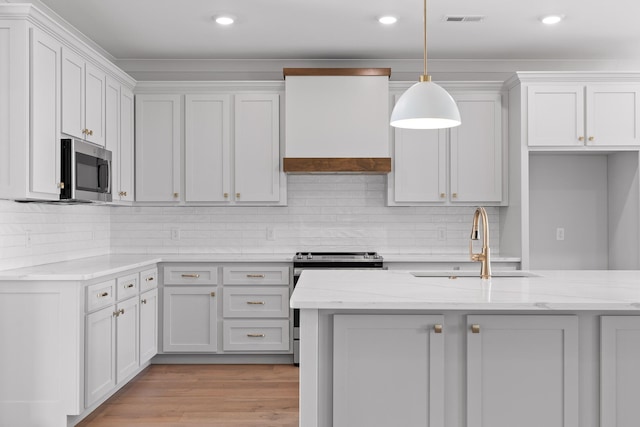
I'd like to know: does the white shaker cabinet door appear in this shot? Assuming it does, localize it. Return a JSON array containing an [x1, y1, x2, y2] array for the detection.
[[163, 286, 218, 352], [450, 94, 502, 203], [105, 76, 120, 200], [115, 296, 139, 384], [185, 94, 231, 202], [527, 85, 585, 147], [139, 288, 158, 364], [84, 64, 105, 146], [466, 315, 579, 427], [393, 127, 446, 203], [29, 28, 61, 198], [234, 94, 280, 203], [85, 305, 116, 407], [586, 85, 640, 146], [61, 48, 85, 140], [333, 314, 445, 427], [119, 87, 135, 202], [601, 316, 640, 427], [135, 94, 181, 202]]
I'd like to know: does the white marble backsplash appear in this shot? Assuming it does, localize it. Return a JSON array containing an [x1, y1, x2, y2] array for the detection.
[[0, 175, 500, 270]]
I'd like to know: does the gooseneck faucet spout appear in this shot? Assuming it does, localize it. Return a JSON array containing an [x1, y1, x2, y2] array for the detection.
[[469, 207, 491, 279]]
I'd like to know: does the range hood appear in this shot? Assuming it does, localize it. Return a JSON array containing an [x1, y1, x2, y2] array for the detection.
[[283, 68, 392, 173]]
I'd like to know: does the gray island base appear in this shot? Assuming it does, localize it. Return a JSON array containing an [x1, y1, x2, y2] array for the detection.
[[290, 269, 640, 427]]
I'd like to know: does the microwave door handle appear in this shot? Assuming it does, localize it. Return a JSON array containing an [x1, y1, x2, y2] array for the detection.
[[106, 159, 111, 194]]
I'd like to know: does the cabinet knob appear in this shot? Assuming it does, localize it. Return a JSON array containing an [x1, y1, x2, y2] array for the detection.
[[125, 283, 134, 289], [88, 129, 93, 136], [145, 277, 154, 282], [588, 136, 594, 141], [58, 182, 65, 189], [98, 292, 109, 298], [440, 193, 446, 198], [141, 299, 147, 304], [236, 193, 241, 199], [173, 192, 179, 198], [471, 324, 480, 334], [434, 324, 443, 334], [578, 136, 585, 141], [82, 129, 87, 135], [210, 292, 216, 297], [224, 193, 229, 198], [452, 193, 458, 199]]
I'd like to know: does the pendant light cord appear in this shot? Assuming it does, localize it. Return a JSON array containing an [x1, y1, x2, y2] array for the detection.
[[420, 0, 431, 82]]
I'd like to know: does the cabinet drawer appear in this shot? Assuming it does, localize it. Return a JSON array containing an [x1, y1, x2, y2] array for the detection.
[[163, 265, 219, 285], [140, 268, 158, 292], [116, 273, 139, 301], [223, 320, 289, 351], [223, 287, 289, 318], [222, 266, 289, 285], [86, 279, 116, 312]]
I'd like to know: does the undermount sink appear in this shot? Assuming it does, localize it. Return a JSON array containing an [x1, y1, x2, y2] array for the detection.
[[410, 270, 540, 278]]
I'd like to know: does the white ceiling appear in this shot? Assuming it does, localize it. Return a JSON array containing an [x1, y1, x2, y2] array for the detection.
[[35, 0, 640, 62]]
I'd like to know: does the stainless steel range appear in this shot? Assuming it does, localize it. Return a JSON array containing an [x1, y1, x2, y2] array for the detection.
[[292, 251, 384, 365]]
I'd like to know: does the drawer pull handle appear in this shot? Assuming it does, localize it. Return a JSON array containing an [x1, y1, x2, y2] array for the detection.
[[98, 292, 109, 298], [246, 274, 266, 278], [145, 277, 154, 282], [434, 324, 443, 334], [181, 274, 200, 278], [471, 324, 480, 334], [141, 299, 147, 304], [247, 301, 266, 305], [247, 333, 265, 338], [125, 283, 134, 289]]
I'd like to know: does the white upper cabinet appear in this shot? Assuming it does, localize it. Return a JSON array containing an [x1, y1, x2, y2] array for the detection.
[[61, 48, 106, 146], [30, 28, 62, 198], [528, 84, 640, 147], [185, 94, 231, 202], [450, 94, 503, 203], [234, 94, 280, 203], [389, 89, 504, 206], [106, 77, 135, 203], [135, 94, 182, 202], [393, 128, 446, 203]]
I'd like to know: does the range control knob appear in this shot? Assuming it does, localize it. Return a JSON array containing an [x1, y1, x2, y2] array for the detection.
[[307, 254, 313, 260]]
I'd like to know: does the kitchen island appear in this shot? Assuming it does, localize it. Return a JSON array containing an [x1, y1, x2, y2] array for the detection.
[[290, 269, 640, 427]]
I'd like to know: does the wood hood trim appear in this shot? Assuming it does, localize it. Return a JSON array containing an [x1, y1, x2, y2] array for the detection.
[[283, 68, 391, 78], [283, 157, 391, 173]]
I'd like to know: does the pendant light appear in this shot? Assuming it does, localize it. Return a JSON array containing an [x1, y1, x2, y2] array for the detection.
[[390, 0, 461, 129]]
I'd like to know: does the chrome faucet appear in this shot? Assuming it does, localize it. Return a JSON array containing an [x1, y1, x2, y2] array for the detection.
[[469, 207, 491, 279]]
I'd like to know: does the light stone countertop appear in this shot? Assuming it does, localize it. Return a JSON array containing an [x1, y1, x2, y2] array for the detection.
[[0, 253, 295, 281], [289, 269, 640, 311]]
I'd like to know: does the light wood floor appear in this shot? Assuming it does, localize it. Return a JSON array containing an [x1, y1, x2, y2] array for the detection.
[[77, 364, 299, 427]]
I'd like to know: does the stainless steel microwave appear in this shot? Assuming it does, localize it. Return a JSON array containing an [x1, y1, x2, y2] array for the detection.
[[60, 138, 112, 202]]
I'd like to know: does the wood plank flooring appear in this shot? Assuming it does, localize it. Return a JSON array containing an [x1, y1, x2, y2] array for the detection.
[[77, 364, 299, 427]]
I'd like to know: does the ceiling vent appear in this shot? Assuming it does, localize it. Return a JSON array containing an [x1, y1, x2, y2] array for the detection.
[[443, 15, 486, 23]]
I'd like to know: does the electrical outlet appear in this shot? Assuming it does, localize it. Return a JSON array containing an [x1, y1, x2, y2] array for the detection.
[[266, 227, 276, 241], [556, 227, 565, 241], [171, 228, 181, 240], [437, 227, 446, 241]]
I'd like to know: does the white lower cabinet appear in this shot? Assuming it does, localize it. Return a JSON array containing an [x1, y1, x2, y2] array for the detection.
[[163, 286, 219, 352], [333, 314, 444, 427], [85, 305, 116, 407], [84, 268, 157, 409], [139, 288, 159, 364], [601, 316, 640, 427], [466, 315, 579, 427]]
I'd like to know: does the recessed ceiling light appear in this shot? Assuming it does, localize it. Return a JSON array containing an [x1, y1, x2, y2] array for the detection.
[[378, 16, 398, 25], [215, 15, 235, 25], [541, 15, 563, 25]]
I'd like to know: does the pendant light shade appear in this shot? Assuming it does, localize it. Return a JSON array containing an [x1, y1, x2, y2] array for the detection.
[[390, 79, 461, 129], [390, 0, 461, 130]]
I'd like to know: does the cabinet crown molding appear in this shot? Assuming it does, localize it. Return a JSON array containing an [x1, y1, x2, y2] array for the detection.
[[504, 71, 640, 89]]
